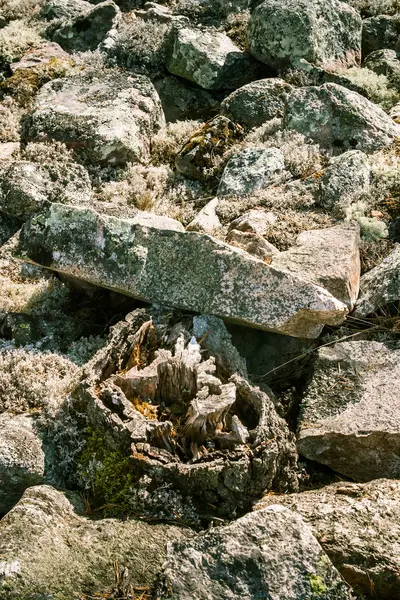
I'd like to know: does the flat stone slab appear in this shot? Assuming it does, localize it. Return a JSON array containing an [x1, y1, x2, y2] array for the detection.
[[355, 244, 400, 316], [16, 203, 348, 338]]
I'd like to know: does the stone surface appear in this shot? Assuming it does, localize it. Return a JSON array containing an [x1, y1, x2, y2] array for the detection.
[[272, 224, 361, 310], [41, 0, 91, 21], [227, 230, 280, 260], [217, 147, 286, 196], [0, 485, 187, 599], [17, 203, 348, 338], [167, 27, 258, 91], [156, 505, 352, 600], [297, 340, 400, 481], [0, 143, 19, 161], [355, 244, 400, 316], [186, 199, 222, 234], [312, 150, 370, 213], [9, 42, 70, 74], [228, 210, 277, 236], [362, 15, 400, 58], [256, 479, 400, 600], [24, 72, 165, 166], [248, 0, 362, 70], [0, 160, 92, 220], [283, 83, 400, 153], [154, 76, 220, 122], [221, 78, 293, 128], [363, 48, 400, 79], [52, 0, 121, 53], [0, 413, 45, 514]]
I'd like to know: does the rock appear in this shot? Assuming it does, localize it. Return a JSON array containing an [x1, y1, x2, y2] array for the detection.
[[217, 0, 254, 13], [248, 0, 362, 71], [17, 203, 349, 338], [0, 160, 92, 220], [312, 150, 371, 213], [154, 76, 220, 122], [297, 340, 400, 481], [0, 143, 19, 161], [0, 413, 45, 514], [362, 15, 400, 58], [227, 230, 280, 260], [355, 244, 400, 316], [155, 505, 352, 600], [272, 224, 361, 310], [282, 57, 368, 95], [256, 479, 400, 600], [136, 2, 189, 23], [24, 72, 165, 166], [40, 0, 91, 21], [175, 116, 243, 181], [363, 49, 400, 79], [166, 27, 259, 91], [186, 198, 222, 234], [0, 213, 20, 247], [390, 102, 400, 124], [217, 147, 286, 196], [228, 210, 277, 236], [0, 485, 187, 598], [9, 42, 70, 73], [283, 83, 400, 153], [221, 78, 293, 128], [192, 314, 247, 378], [52, 0, 121, 53]]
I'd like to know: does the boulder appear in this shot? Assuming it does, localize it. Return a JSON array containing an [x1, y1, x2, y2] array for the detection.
[[155, 505, 352, 600], [297, 340, 400, 481], [0, 160, 92, 220], [228, 210, 277, 236], [166, 27, 258, 91], [221, 78, 293, 128], [40, 0, 91, 21], [0, 213, 20, 247], [272, 224, 361, 310], [217, 147, 286, 196], [0, 413, 45, 514], [226, 230, 280, 260], [186, 198, 222, 234], [52, 0, 121, 53], [16, 203, 348, 338], [9, 42, 70, 74], [24, 72, 165, 166], [256, 479, 400, 600], [363, 49, 400, 79], [248, 0, 362, 70], [0, 485, 187, 599], [154, 76, 220, 122], [311, 150, 370, 213], [362, 15, 400, 58], [355, 244, 400, 316], [283, 83, 400, 153]]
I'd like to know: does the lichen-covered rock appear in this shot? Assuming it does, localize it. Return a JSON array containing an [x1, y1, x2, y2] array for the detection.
[[297, 340, 400, 481], [217, 147, 286, 196], [0, 413, 45, 514], [227, 230, 280, 260], [24, 72, 165, 166], [363, 49, 400, 79], [0, 213, 20, 247], [41, 0, 91, 21], [155, 505, 352, 600], [311, 150, 370, 212], [228, 210, 277, 236], [52, 0, 121, 53], [154, 76, 220, 122], [283, 83, 400, 153], [17, 203, 348, 338], [0, 160, 92, 220], [362, 15, 400, 58], [167, 27, 259, 91], [221, 78, 293, 128], [256, 479, 400, 600], [272, 224, 361, 310], [248, 0, 362, 70], [9, 42, 70, 74], [0, 485, 187, 599], [186, 198, 222, 234], [355, 244, 400, 316]]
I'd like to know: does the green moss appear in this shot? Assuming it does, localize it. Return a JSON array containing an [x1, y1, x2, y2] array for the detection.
[[76, 429, 137, 517], [309, 574, 328, 597]]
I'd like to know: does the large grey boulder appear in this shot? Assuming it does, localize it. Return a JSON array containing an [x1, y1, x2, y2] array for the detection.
[[0, 413, 45, 514], [0, 485, 187, 599], [355, 244, 400, 316], [221, 78, 293, 128], [41, 0, 91, 21], [24, 72, 165, 166], [297, 340, 400, 481], [363, 49, 400, 79], [256, 479, 400, 600], [272, 224, 361, 310], [16, 203, 348, 338], [156, 505, 352, 600], [167, 27, 258, 91], [283, 83, 400, 153], [362, 15, 400, 58], [0, 160, 92, 221], [217, 147, 286, 196], [248, 0, 362, 70]]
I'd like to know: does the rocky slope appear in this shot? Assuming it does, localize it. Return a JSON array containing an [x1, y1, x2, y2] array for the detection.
[[0, 0, 399, 598]]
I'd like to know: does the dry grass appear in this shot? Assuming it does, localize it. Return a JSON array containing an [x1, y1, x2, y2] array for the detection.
[[334, 67, 400, 112], [0, 97, 21, 142], [0, 0, 45, 21], [0, 19, 43, 68], [151, 121, 201, 166], [345, 0, 400, 16]]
